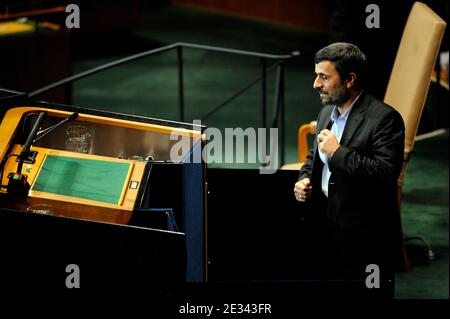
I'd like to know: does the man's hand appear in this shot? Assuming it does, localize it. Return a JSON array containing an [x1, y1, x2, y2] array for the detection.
[[294, 178, 312, 202], [317, 129, 340, 158]]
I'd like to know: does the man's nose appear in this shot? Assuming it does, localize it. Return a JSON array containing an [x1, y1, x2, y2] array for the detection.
[[313, 76, 322, 89]]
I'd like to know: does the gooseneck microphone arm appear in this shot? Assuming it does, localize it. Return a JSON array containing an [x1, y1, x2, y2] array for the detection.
[[6, 111, 78, 196], [16, 111, 47, 174], [34, 112, 78, 144]]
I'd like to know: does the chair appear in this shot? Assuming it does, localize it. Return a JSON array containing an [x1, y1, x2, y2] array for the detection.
[[283, 2, 447, 270], [384, 2, 446, 270], [280, 121, 316, 170], [384, 2, 446, 204]]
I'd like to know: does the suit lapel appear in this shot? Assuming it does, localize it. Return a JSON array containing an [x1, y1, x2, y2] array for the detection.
[[310, 105, 333, 182], [316, 106, 333, 133], [340, 113, 363, 146], [339, 92, 370, 146], [313, 105, 333, 160]]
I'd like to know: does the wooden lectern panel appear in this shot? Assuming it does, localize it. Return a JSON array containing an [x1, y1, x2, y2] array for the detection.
[[1, 145, 146, 225]]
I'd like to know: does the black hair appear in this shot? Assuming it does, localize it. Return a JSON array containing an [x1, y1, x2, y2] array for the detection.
[[314, 42, 367, 90]]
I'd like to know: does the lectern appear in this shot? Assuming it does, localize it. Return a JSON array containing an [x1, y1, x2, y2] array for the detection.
[[0, 89, 207, 289]]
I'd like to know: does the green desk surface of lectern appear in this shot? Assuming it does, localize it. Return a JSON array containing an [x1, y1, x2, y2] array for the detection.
[[32, 155, 131, 204]]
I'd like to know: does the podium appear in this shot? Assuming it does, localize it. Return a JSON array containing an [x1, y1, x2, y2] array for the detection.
[[0, 97, 207, 288]]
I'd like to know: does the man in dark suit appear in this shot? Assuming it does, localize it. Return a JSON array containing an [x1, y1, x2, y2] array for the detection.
[[294, 43, 405, 292]]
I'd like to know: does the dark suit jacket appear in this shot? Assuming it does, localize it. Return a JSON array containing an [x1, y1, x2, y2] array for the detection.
[[299, 92, 405, 266]]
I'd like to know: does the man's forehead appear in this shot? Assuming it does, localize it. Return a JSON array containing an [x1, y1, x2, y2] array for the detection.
[[315, 60, 336, 74]]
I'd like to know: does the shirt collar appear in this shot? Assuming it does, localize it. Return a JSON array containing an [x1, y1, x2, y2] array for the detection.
[[330, 90, 363, 122]]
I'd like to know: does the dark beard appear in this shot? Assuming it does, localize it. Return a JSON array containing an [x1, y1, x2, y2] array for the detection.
[[318, 83, 350, 106]]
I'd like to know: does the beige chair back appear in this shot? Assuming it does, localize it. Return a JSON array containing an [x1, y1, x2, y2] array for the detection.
[[384, 2, 446, 186]]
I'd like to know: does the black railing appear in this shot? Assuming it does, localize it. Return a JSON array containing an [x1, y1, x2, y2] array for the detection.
[[28, 42, 300, 166]]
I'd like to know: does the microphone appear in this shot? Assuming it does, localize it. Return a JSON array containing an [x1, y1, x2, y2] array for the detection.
[[7, 111, 47, 196], [34, 112, 78, 144], [17, 112, 47, 172]]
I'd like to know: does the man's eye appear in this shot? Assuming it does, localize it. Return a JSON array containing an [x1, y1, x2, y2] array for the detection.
[[321, 75, 328, 80]]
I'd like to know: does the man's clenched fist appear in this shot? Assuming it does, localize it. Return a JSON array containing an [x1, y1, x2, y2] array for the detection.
[[294, 178, 312, 202]]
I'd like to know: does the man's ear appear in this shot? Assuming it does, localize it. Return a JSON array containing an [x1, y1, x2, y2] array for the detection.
[[345, 72, 356, 89]]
